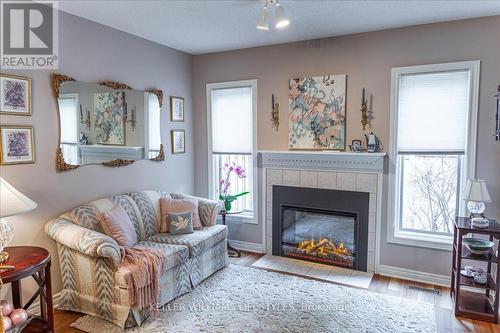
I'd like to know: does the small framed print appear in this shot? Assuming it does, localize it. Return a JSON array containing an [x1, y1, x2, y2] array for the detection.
[[0, 74, 32, 115], [171, 129, 185, 154], [170, 96, 184, 122], [0, 126, 35, 165]]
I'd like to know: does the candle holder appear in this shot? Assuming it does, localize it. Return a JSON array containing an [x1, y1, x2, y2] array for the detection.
[[80, 105, 91, 131], [360, 88, 368, 130], [495, 85, 499, 142], [271, 94, 280, 131], [125, 105, 137, 131]]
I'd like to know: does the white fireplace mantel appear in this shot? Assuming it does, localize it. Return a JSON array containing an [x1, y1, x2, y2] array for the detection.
[[259, 150, 387, 173]]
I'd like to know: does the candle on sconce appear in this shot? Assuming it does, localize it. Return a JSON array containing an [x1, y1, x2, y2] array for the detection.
[[362, 88, 365, 103]]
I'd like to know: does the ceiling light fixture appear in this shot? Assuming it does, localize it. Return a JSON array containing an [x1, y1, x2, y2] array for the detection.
[[256, 0, 290, 31]]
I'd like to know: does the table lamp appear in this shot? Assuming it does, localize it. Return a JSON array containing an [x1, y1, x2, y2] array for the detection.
[[0, 177, 37, 263], [463, 179, 492, 228]]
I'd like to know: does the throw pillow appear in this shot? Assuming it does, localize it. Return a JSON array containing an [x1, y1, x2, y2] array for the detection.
[[167, 211, 194, 235], [160, 197, 202, 233], [100, 205, 138, 247]]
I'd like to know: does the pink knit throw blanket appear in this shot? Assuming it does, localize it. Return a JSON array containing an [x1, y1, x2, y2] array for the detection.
[[118, 247, 167, 313]]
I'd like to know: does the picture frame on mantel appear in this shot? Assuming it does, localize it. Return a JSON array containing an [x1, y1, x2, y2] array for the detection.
[[0, 73, 32, 116]]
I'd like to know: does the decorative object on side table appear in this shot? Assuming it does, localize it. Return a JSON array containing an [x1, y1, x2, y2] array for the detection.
[[451, 217, 500, 323], [494, 85, 499, 141], [463, 237, 495, 255], [0, 126, 35, 165], [360, 88, 368, 130], [170, 96, 184, 122], [473, 268, 488, 285], [0, 246, 53, 332], [0, 74, 31, 116], [289, 75, 346, 150], [171, 129, 185, 154], [0, 178, 37, 267], [271, 94, 280, 131], [463, 179, 491, 228], [218, 162, 249, 212]]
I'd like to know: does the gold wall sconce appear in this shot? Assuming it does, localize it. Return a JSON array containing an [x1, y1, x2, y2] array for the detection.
[[80, 105, 91, 131], [271, 94, 280, 131], [125, 104, 137, 131], [361, 88, 368, 131]]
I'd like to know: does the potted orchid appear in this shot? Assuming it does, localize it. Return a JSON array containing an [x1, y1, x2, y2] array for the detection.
[[218, 162, 249, 212]]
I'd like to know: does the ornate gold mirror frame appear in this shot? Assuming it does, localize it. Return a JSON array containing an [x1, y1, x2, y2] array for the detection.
[[52, 74, 165, 172]]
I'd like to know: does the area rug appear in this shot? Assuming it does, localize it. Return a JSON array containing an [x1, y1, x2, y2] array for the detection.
[[71, 265, 436, 333]]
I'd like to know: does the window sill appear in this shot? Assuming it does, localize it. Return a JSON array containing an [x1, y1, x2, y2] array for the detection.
[[218, 212, 258, 225], [388, 230, 453, 251]]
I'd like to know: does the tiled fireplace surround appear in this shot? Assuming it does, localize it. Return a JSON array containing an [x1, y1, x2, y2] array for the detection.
[[259, 151, 386, 273]]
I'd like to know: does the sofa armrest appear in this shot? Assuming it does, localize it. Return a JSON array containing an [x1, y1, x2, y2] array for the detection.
[[45, 218, 123, 267], [171, 194, 222, 226]]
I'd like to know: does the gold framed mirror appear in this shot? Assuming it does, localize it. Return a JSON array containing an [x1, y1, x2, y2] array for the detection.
[[52, 74, 165, 171]]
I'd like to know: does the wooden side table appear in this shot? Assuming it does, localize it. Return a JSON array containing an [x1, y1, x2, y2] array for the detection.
[[451, 217, 500, 323], [219, 210, 242, 258], [0, 246, 53, 333]]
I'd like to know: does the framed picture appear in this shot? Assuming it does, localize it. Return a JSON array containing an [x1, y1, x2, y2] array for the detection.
[[0, 126, 35, 165], [170, 96, 184, 122], [289, 74, 346, 150], [0, 74, 31, 115], [94, 91, 126, 145], [171, 129, 185, 154]]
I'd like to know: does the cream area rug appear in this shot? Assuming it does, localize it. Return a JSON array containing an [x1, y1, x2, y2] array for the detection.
[[71, 265, 436, 333]]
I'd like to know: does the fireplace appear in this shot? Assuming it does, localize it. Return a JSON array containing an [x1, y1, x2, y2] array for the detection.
[[272, 185, 369, 271]]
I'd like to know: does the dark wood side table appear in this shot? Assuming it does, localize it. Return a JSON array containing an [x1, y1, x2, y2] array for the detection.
[[0, 246, 53, 332], [219, 210, 242, 258], [451, 217, 500, 323]]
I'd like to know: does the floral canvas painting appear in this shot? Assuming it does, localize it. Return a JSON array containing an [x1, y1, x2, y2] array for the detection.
[[0, 126, 35, 165], [94, 92, 126, 145], [0, 74, 31, 115], [289, 75, 346, 150]]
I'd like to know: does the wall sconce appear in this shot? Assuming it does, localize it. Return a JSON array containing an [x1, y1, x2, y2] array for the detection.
[[360, 88, 368, 130], [125, 104, 137, 131], [80, 105, 91, 131], [495, 85, 499, 142], [271, 94, 280, 131]]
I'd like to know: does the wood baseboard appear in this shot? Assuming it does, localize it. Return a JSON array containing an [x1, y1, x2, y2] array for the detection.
[[228, 240, 264, 253], [379, 265, 450, 287]]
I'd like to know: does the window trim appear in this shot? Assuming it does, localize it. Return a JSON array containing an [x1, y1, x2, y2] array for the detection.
[[206, 80, 258, 224], [387, 61, 480, 251]]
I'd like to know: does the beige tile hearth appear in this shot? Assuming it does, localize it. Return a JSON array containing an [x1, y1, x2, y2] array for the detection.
[[252, 255, 373, 289]]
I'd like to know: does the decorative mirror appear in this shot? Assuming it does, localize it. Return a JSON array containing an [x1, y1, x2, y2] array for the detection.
[[52, 74, 165, 171]]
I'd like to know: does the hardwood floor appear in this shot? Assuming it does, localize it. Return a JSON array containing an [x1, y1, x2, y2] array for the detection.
[[53, 251, 500, 333]]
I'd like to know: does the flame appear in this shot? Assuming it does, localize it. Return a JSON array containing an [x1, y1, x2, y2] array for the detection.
[[297, 238, 351, 257]]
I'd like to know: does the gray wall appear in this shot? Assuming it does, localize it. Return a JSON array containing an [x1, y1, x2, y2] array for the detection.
[[0, 11, 193, 298], [192, 16, 500, 276]]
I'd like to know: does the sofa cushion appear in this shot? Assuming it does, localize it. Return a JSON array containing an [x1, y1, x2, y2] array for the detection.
[[148, 225, 228, 257], [101, 205, 138, 247], [114, 241, 189, 288], [160, 197, 202, 232]]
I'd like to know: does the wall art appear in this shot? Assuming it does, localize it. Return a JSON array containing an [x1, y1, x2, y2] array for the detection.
[[0, 74, 31, 116], [289, 75, 346, 150], [94, 91, 126, 145], [0, 125, 35, 165], [171, 129, 185, 154], [170, 96, 184, 122]]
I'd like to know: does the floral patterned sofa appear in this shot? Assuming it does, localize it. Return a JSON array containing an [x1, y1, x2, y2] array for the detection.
[[45, 190, 227, 328]]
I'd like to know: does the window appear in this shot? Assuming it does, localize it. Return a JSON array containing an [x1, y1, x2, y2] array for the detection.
[[148, 92, 161, 158], [207, 80, 257, 222], [58, 93, 79, 164], [388, 61, 479, 250]]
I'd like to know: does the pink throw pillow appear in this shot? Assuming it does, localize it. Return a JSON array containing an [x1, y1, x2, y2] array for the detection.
[[160, 197, 202, 233], [100, 205, 138, 247]]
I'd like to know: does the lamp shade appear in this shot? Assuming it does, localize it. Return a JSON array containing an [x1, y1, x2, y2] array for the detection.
[[0, 177, 37, 218], [462, 179, 491, 202]]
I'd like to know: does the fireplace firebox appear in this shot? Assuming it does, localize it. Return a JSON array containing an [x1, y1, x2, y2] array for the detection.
[[272, 185, 369, 271]]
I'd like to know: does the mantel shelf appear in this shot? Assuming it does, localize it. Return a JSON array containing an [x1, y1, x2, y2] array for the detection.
[[258, 150, 387, 173]]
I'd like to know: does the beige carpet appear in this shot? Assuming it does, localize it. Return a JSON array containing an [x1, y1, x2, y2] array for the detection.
[[71, 265, 436, 333]]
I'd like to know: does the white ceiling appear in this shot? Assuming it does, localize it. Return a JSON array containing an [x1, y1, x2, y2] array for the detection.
[[58, 0, 500, 55]]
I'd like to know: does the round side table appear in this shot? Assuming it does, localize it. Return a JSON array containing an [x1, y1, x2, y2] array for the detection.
[[219, 210, 242, 258], [0, 246, 53, 333]]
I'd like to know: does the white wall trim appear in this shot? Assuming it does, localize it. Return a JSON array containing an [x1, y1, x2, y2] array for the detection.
[[228, 239, 264, 253], [379, 265, 450, 287]]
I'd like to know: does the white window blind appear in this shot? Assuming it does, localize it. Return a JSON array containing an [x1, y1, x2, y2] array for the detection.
[[58, 95, 78, 144], [211, 87, 252, 154], [397, 70, 470, 153], [148, 93, 161, 151]]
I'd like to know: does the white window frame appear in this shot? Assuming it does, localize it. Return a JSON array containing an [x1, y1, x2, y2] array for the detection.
[[387, 61, 480, 250], [206, 79, 258, 224], [58, 93, 80, 164]]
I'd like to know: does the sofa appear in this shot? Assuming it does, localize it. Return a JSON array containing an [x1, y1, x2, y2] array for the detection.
[[45, 190, 228, 328]]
